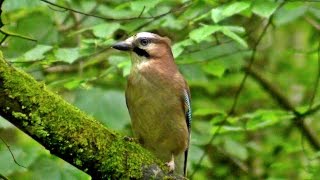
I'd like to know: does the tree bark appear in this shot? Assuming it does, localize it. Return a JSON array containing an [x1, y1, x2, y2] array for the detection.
[[0, 52, 178, 179]]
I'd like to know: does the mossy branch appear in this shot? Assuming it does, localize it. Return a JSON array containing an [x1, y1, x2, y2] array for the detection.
[[0, 52, 179, 179]]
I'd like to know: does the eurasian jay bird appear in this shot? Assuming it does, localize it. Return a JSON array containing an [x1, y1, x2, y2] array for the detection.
[[112, 32, 191, 176]]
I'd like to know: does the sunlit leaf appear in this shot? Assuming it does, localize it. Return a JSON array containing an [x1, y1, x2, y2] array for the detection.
[[189, 25, 247, 47], [243, 110, 293, 130], [2, 0, 40, 12], [63, 79, 85, 90], [202, 60, 226, 78], [118, 60, 131, 77], [92, 23, 120, 38], [130, 0, 161, 13], [252, 0, 279, 18], [211, 1, 251, 23], [211, 125, 243, 134], [189, 25, 221, 43], [221, 28, 247, 48], [172, 39, 194, 58], [22, 44, 52, 61], [54, 48, 80, 64]]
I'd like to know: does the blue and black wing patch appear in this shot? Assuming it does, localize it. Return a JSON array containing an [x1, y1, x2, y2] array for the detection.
[[184, 90, 192, 132], [183, 89, 192, 177]]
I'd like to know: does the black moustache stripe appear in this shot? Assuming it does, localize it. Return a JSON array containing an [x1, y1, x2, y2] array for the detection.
[[133, 47, 150, 58]]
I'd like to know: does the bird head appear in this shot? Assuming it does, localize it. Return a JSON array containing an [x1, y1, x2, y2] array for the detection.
[[112, 32, 172, 64]]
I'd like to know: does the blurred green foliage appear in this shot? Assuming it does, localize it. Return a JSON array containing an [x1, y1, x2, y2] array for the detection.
[[1, 0, 320, 179]]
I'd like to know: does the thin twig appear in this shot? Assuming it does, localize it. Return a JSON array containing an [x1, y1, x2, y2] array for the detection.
[[0, 30, 37, 42], [0, 173, 9, 180], [0, 136, 26, 168], [305, 16, 320, 31], [130, 1, 192, 33], [308, 33, 320, 109], [40, 0, 191, 22], [47, 3, 68, 12], [177, 49, 250, 65], [60, 2, 100, 32], [138, 6, 146, 18], [0, 34, 8, 45], [302, 103, 320, 117]]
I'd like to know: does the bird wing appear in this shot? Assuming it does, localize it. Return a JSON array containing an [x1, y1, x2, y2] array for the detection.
[[184, 89, 192, 132], [183, 88, 192, 176]]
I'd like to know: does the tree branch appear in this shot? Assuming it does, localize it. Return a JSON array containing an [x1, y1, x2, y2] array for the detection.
[[246, 66, 320, 150], [0, 52, 182, 179]]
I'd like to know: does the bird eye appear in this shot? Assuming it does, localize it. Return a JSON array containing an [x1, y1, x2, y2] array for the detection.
[[140, 38, 149, 46]]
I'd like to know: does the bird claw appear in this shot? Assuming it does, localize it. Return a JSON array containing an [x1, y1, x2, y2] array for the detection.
[[165, 160, 175, 173], [123, 136, 137, 142]]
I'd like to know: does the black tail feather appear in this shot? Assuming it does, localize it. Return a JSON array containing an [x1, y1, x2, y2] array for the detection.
[[183, 148, 188, 177]]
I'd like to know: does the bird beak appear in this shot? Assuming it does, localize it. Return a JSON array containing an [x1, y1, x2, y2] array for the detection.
[[112, 41, 132, 51], [112, 36, 135, 51]]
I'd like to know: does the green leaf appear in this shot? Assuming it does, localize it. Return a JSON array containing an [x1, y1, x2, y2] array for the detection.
[[221, 28, 248, 48], [243, 110, 293, 130], [179, 64, 208, 84], [274, 4, 308, 25], [211, 125, 243, 134], [27, 155, 89, 180], [224, 139, 248, 160], [63, 79, 85, 90], [210, 114, 228, 125], [54, 48, 80, 64], [108, 55, 128, 66], [295, 105, 309, 114], [92, 23, 120, 38], [172, 39, 193, 58], [309, 7, 320, 19], [193, 108, 225, 117], [202, 60, 226, 78], [118, 60, 131, 77], [74, 89, 130, 131], [189, 25, 221, 43], [0, 117, 13, 128], [2, 0, 41, 12], [252, 0, 279, 18], [22, 44, 52, 61], [108, 55, 131, 77], [190, 11, 211, 24], [0, 142, 43, 176], [130, 0, 161, 13], [211, 1, 251, 23], [177, 41, 246, 64], [189, 25, 246, 47]]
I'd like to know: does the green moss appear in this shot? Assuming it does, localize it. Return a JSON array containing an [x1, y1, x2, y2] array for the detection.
[[75, 159, 83, 166], [0, 52, 166, 178], [99, 137, 160, 178], [12, 111, 28, 120]]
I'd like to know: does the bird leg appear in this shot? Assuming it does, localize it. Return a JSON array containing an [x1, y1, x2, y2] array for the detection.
[[165, 154, 175, 173]]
